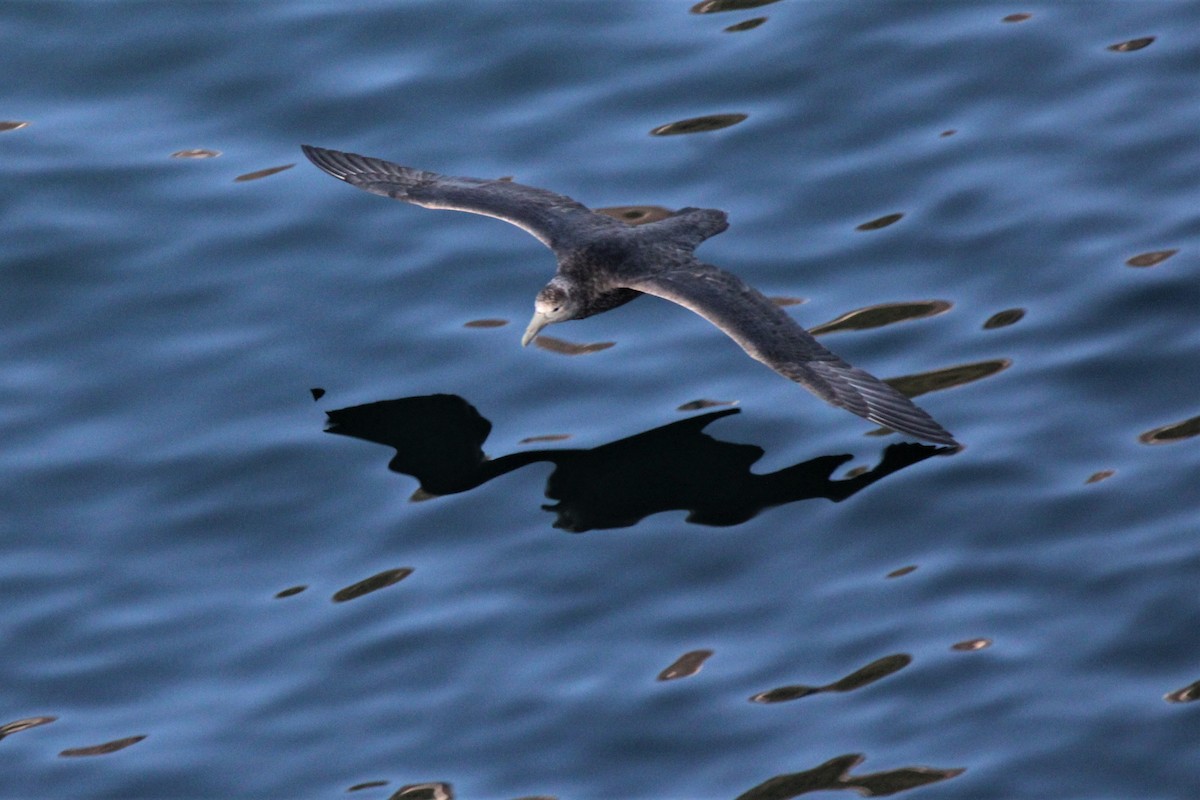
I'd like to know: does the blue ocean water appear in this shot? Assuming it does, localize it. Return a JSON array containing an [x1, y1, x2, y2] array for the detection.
[[3, 1, 1200, 798]]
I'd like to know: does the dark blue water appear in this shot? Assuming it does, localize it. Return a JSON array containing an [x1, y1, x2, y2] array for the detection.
[[4, 2, 1200, 798]]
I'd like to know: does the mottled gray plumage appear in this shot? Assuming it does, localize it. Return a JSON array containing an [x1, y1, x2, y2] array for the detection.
[[301, 145, 959, 446]]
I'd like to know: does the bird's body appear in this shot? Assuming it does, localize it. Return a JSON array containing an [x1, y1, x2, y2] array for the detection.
[[301, 145, 959, 447]]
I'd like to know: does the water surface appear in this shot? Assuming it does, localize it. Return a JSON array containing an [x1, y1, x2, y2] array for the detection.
[[3, 2, 1200, 798]]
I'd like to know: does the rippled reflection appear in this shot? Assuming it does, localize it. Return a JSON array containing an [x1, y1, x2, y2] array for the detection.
[[324, 394, 950, 531], [274, 585, 307, 599], [58, 735, 147, 757], [734, 753, 964, 800], [532, 335, 615, 355], [1085, 469, 1115, 485], [650, 113, 748, 136], [982, 308, 1025, 329], [749, 653, 911, 703], [1108, 36, 1155, 52], [809, 300, 952, 336], [950, 638, 991, 652], [725, 17, 767, 32], [347, 781, 389, 792], [233, 163, 294, 182], [677, 398, 738, 411], [884, 359, 1011, 399], [463, 318, 509, 328], [769, 295, 805, 307], [691, 0, 782, 12], [1125, 249, 1178, 268], [170, 148, 221, 159], [0, 120, 30, 132], [332, 568, 414, 602], [520, 433, 572, 444], [886, 564, 918, 578], [855, 212, 904, 231], [1139, 414, 1200, 444], [1002, 12, 1032, 22], [658, 649, 714, 681]]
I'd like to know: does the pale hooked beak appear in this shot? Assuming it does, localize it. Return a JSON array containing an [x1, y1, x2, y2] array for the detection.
[[521, 312, 550, 347]]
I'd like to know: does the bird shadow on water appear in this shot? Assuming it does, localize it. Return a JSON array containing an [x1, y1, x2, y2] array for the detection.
[[321, 394, 967, 794], [323, 393, 953, 532]]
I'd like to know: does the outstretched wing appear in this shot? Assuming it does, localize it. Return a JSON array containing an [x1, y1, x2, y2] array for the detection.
[[301, 145, 622, 250], [627, 264, 959, 446]]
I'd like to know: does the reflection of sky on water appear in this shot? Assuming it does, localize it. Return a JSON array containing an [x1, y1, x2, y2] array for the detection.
[[2, 2, 1200, 798]]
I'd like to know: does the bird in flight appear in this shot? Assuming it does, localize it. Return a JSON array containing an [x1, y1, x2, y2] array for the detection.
[[301, 145, 959, 447]]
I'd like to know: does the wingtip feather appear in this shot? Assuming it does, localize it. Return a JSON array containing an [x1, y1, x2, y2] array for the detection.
[[300, 144, 352, 181]]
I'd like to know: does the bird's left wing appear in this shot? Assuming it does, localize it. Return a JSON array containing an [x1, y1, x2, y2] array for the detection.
[[626, 263, 958, 446], [302, 145, 621, 250]]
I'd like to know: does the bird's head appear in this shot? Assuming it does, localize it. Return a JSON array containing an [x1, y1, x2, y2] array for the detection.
[[522, 280, 578, 346]]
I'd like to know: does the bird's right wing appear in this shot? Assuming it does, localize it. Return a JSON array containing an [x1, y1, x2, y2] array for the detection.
[[302, 145, 622, 250], [627, 263, 958, 446]]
